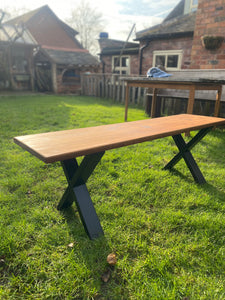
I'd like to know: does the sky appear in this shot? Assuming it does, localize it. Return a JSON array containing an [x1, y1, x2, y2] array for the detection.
[[2, 0, 180, 41]]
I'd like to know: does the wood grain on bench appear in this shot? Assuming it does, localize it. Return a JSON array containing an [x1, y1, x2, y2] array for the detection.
[[14, 114, 225, 164]]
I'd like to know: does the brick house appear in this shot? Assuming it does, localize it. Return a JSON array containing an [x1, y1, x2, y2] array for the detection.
[[6, 5, 100, 93], [98, 33, 139, 75], [136, 0, 196, 75], [137, 0, 225, 74], [99, 0, 225, 75]]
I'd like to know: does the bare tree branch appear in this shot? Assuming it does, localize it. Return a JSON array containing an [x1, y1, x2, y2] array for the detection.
[[66, 0, 105, 55]]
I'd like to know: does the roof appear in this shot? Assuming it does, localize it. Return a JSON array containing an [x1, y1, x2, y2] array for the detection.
[[135, 0, 196, 41], [4, 5, 99, 68], [163, 0, 185, 22], [98, 38, 139, 55], [5, 5, 78, 37], [135, 11, 196, 41], [41, 47, 99, 66], [0, 23, 37, 45]]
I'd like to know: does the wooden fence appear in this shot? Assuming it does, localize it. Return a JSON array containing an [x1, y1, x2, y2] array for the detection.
[[81, 73, 147, 106]]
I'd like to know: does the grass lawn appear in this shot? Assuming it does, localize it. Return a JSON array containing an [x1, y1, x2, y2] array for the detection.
[[0, 94, 225, 299]]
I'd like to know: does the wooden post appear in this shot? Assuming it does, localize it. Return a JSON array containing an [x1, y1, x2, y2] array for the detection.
[[121, 80, 125, 103], [101, 74, 106, 98], [150, 88, 158, 118], [132, 87, 136, 104], [7, 46, 16, 90], [29, 48, 35, 91], [117, 77, 121, 102], [81, 74, 85, 95], [51, 63, 57, 94], [187, 86, 196, 114], [214, 86, 222, 117], [137, 87, 142, 104], [125, 83, 129, 121], [106, 76, 109, 98], [112, 75, 117, 101]]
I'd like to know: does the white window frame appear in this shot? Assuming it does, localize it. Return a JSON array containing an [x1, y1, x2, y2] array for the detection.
[[112, 55, 130, 75], [153, 50, 183, 71], [184, 0, 198, 14], [190, 0, 198, 11]]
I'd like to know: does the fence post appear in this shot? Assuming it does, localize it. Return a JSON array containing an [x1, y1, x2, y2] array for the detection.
[[121, 80, 125, 103], [137, 87, 142, 105]]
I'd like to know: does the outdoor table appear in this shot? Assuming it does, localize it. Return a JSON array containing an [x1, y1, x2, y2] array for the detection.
[[14, 114, 225, 239], [123, 77, 225, 121]]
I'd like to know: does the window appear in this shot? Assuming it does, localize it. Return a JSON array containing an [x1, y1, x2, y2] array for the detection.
[[12, 48, 28, 73], [112, 56, 130, 75], [153, 50, 183, 71], [191, 0, 198, 11], [62, 69, 80, 84]]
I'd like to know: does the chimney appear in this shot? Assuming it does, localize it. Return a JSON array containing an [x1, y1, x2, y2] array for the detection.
[[99, 32, 109, 39]]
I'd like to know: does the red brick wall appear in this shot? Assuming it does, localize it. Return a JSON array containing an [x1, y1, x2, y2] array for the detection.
[[190, 0, 225, 69], [56, 66, 100, 94], [101, 36, 193, 75], [140, 36, 193, 75]]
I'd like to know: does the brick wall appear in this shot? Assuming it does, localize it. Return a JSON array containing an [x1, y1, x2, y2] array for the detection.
[[140, 36, 193, 75], [190, 0, 225, 69], [56, 67, 99, 94], [56, 73, 81, 94], [101, 35, 193, 75]]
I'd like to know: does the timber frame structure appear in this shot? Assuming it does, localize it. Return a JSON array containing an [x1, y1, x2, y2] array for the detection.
[[0, 12, 37, 91]]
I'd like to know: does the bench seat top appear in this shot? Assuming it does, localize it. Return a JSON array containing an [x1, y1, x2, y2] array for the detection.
[[14, 114, 225, 163]]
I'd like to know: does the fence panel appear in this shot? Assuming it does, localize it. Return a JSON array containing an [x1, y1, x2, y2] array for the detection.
[[81, 73, 146, 106]]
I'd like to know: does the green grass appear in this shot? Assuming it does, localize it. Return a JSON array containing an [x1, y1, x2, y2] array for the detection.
[[0, 94, 225, 299]]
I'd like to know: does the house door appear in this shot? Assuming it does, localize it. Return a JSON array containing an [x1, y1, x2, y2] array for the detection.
[[35, 62, 52, 92]]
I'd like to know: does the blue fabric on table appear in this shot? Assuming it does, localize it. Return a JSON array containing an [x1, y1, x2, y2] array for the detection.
[[147, 67, 172, 78]]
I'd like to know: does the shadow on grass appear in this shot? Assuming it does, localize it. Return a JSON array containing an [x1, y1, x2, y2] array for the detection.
[[60, 204, 113, 292], [167, 168, 193, 184], [166, 168, 225, 202], [60, 204, 111, 260]]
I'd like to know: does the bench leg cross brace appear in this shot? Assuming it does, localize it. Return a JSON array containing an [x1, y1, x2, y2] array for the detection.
[[164, 127, 213, 184], [57, 151, 105, 239]]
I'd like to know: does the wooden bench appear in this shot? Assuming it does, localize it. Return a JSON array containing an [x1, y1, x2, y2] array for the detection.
[[14, 114, 225, 239]]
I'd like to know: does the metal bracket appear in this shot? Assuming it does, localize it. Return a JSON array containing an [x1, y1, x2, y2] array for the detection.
[[57, 152, 105, 239], [164, 127, 213, 184]]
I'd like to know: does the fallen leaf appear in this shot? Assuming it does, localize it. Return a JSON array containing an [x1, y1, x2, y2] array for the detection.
[[26, 190, 33, 197], [107, 253, 117, 265], [101, 269, 111, 283], [0, 259, 5, 267]]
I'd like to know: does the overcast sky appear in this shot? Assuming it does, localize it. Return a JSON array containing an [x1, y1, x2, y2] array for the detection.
[[2, 0, 180, 40]]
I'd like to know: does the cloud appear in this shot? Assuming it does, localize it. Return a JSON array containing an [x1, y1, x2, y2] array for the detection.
[[117, 0, 180, 18]]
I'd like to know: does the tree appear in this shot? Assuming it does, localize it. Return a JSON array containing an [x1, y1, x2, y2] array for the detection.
[[1, 6, 29, 22], [66, 0, 105, 55]]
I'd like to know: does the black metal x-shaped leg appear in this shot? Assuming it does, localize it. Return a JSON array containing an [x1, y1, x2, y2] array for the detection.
[[164, 127, 213, 184], [57, 151, 105, 239]]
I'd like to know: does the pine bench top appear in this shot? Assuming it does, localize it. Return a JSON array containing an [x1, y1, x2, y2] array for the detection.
[[14, 114, 225, 163]]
